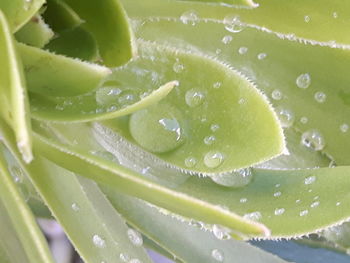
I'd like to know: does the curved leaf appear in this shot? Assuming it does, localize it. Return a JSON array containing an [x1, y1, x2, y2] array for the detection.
[[0, 11, 32, 163], [61, 0, 137, 66]]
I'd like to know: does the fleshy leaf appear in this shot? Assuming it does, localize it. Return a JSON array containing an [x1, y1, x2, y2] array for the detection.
[[0, 0, 45, 32], [134, 17, 350, 165], [0, 11, 32, 163], [104, 189, 289, 263], [0, 145, 54, 263], [101, 40, 284, 174], [61, 0, 137, 66], [15, 14, 54, 48]]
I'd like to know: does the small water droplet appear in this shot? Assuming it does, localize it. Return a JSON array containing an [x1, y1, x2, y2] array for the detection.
[[127, 228, 143, 246], [119, 253, 130, 262], [213, 82, 222, 89], [210, 168, 252, 187], [212, 224, 231, 240], [333, 12, 338, 18], [9, 166, 24, 183], [180, 10, 199, 25], [224, 15, 244, 33], [204, 151, 224, 168], [314, 91, 326, 103], [296, 199, 301, 203], [257, 53, 267, 60], [274, 208, 285, 216], [300, 117, 308, 124], [274, 191, 282, 197], [211, 249, 224, 262], [304, 15, 311, 22], [71, 203, 80, 212], [340, 123, 349, 133], [275, 183, 281, 188], [211, 124, 220, 132], [301, 130, 325, 151], [185, 89, 205, 107], [275, 107, 295, 128], [92, 234, 106, 248], [296, 73, 311, 89], [215, 49, 222, 55], [96, 81, 122, 105], [185, 157, 197, 168], [204, 135, 216, 145], [304, 175, 316, 185], [222, 35, 233, 44], [173, 60, 185, 73], [336, 202, 341, 206], [271, 89, 283, 100], [300, 210, 309, 216], [310, 201, 320, 208], [238, 46, 248, 54], [243, 211, 262, 221]]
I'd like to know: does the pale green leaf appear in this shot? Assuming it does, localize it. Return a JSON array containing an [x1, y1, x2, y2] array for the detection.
[[61, 0, 137, 66], [0, 11, 32, 163]]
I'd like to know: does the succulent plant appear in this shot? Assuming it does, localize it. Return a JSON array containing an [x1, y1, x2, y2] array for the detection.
[[1, 0, 350, 262]]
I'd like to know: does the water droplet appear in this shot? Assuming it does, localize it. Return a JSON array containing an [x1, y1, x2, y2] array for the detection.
[[336, 202, 341, 206], [238, 46, 248, 54], [204, 151, 224, 168], [240, 198, 248, 203], [275, 183, 281, 188], [210, 168, 252, 188], [211, 249, 224, 262], [212, 224, 231, 240], [274, 208, 285, 216], [310, 201, 320, 208], [92, 234, 106, 248], [173, 60, 185, 73], [275, 107, 295, 128], [304, 175, 316, 185], [333, 12, 338, 18], [257, 53, 267, 60], [243, 211, 262, 221], [215, 49, 222, 55], [300, 117, 308, 124], [271, 89, 283, 100], [274, 191, 282, 197], [119, 253, 130, 262], [185, 157, 197, 168], [185, 89, 205, 107], [301, 129, 325, 151], [9, 166, 24, 183], [340, 123, 349, 133], [296, 199, 301, 203], [314, 91, 326, 103], [180, 10, 199, 25], [300, 210, 309, 216], [127, 228, 143, 246], [211, 124, 220, 132], [96, 81, 122, 105], [213, 82, 222, 89], [71, 203, 80, 212], [296, 73, 311, 89], [224, 15, 244, 33], [222, 35, 233, 44], [204, 135, 216, 145], [304, 15, 311, 22]]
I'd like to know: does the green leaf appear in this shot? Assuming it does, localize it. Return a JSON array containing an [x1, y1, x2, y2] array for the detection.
[[0, 145, 54, 263], [0, 0, 45, 32], [123, 0, 350, 47], [0, 121, 153, 263], [0, 11, 32, 163], [101, 40, 284, 174], [44, 26, 98, 61], [134, 17, 350, 165], [61, 0, 137, 66], [15, 14, 54, 48], [105, 189, 289, 263]]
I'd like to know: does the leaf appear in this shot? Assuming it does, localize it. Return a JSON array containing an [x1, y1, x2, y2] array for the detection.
[[0, 11, 32, 163], [100, 40, 284, 174], [44, 26, 98, 61], [0, 145, 54, 263], [104, 189, 289, 263], [61, 0, 137, 66], [15, 14, 55, 48], [134, 17, 350, 166], [0, 0, 45, 32], [0, 121, 153, 263], [123, 0, 350, 48], [43, 0, 83, 32]]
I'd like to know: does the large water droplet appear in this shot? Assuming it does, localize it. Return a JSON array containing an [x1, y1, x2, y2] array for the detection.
[[180, 10, 199, 25], [204, 151, 224, 168], [129, 104, 186, 153], [296, 73, 311, 89], [301, 129, 325, 151], [127, 228, 143, 246], [224, 15, 244, 33], [211, 249, 224, 262], [210, 168, 252, 187], [92, 234, 106, 248], [185, 89, 205, 107]]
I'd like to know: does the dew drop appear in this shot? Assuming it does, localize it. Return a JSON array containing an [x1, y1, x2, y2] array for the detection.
[[336, 202, 341, 206], [301, 130, 325, 151], [271, 89, 283, 100], [238, 46, 248, 54], [173, 60, 185, 73], [273, 191, 282, 197], [127, 228, 143, 247], [204, 151, 224, 168], [71, 203, 80, 212], [210, 168, 252, 187], [257, 53, 267, 60], [222, 35, 233, 44], [300, 117, 308, 124], [185, 157, 197, 168], [180, 10, 199, 25], [296, 73, 311, 89], [9, 166, 24, 183], [275, 107, 295, 128], [213, 82, 222, 89], [333, 12, 338, 18], [185, 89, 205, 107], [119, 253, 130, 262], [211, 249, 224, 262], [243, 211, 262, 221], [212, 224, 231, 240], [204, 135, 216, 145], [340, 123, 349, 133], [304, 15, 311, 22], [300, 210, 309, 216], [215, 49, 222, 55], [211, 124, 220, 132], [296, 199, 301, 203], [92, 234, 106, 248], [310, 201, 320, 208], [314, 91, 327, 103], [224, 15, 244, 33], [274, 208, 285, 216], [304, 175, 316, 185], [95, 81, 122, 105]]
